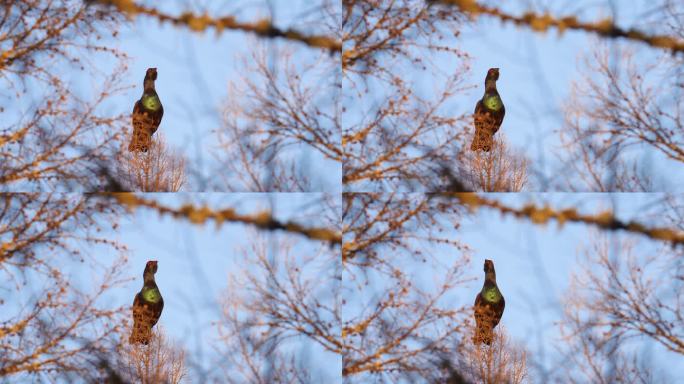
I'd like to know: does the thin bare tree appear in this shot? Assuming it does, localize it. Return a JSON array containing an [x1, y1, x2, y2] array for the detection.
[[559, 44, 675, 191], [454, 327, 528, 384], [549, 0, 684, 191], [456, 134, 529, 192], [111, 327, 187, 384], [116, 133, 186, 192]]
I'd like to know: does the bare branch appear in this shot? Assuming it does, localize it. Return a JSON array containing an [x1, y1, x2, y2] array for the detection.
[[433, 0, 684, 54], [92, 0, 341, 53], [440, 193, 684, 246], [107, 193, 342, 244]]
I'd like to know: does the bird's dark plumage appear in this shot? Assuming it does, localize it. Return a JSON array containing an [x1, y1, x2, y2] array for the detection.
[[471, 68, 505, 152], [473, 259, 505, 345], [129, 68, 163, 153], [130, 260, 163, 345]]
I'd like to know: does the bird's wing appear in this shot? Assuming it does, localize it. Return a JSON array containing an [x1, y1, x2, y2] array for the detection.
[[132, 101, 145, 128], [132, 291, 142, 307], [474, 99, 484, 116], [473, 101, 489, 132], [492, 105, 505, 134], [132, 99, 143, 115], [474, 292, 482, 307], [149, 300, 163, 326], [132, 293, 148, 327], [150, 105, 163, 134]]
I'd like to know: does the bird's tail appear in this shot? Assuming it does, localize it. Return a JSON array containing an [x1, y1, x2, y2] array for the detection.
[[472, 326, 494, 346], [129, 321, 152, 345], [128, 131, 152, 153], [471, 129, 494, 152], [128, 127, 152, 152]]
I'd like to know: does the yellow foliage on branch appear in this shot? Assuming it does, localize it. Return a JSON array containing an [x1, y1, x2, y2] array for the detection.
[[107, 193, 341, 244], [435, 0, 684, 54], [443, 193, 684, 246], [94, 0, 341, 53]]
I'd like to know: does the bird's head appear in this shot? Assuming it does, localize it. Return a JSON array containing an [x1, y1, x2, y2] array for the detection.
[[485, 68, 499, 82], [145, 68, 158, 81], [144, 260, 158, 275], [484, 259, 495, 274]]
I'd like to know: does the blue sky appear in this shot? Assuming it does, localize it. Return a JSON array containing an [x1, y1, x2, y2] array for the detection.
[[6, 193, 681, 382], [433, 193, 681, 381], [94, 193, 340, 380], [93, 0, 340, 191], [92, 1, 684, 382], [339, 0, 684, 191], [456, 1, 684, 190], [342, 192, 683, 382], [6, 0, 678, 192], [375, 0, 684, 191], [5, 0, 684, 383]]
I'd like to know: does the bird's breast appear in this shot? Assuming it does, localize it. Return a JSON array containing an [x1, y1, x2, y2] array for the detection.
[[141, 95, 161, 111], [142, 287, 161, 303], [482, 287, 502, 302], [483, 95, 502, 111]]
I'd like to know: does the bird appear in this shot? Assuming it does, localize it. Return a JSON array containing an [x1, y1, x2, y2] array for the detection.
[[129, 68, 163, 152], [130, 260, 164, 345], [471, 68, 505, 152], [473, 259, 505, 345]]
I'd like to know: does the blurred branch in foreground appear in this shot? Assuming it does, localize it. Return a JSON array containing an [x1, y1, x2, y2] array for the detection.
[[342, 192, 465, 265], [440, 193, 684, 246], [0, 194, 129, 380], [431, 0, 684, 54], [91, 0, 341, 53], [106, 194, 342, 245]]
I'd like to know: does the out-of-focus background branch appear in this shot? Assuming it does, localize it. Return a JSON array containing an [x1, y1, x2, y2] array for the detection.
[[92, 0, 341, 53], [432, 0, 684, 54], [107, 193, 342, 244], [442, 193, 684, 246]]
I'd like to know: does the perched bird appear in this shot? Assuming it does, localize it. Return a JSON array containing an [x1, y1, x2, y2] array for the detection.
[[471, 68, 505, 152], [130, 260, 164, 345], [129, 68, 163, 152], [473, 259, 505, 345]]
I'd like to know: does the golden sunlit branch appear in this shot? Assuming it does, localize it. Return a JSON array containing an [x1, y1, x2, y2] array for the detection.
[[435, 0, 684, 54], [442, 193, 684, 246], [107, 193, 341, 244], [93, 0, 341, 53]]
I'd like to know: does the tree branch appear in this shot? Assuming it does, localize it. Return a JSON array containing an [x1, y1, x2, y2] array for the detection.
[[434, 0, 684, 54], [93, 0, 341, 53], [441, 193, 684, 246], [105, 193, 341, 245]]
